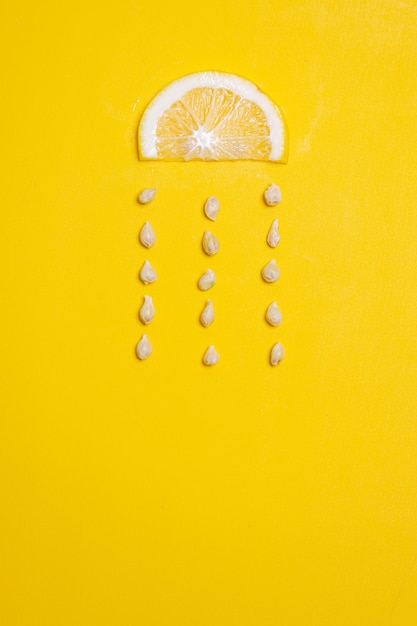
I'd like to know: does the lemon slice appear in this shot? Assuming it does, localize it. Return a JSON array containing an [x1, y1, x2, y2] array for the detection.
[[138, 71, 288, 162]]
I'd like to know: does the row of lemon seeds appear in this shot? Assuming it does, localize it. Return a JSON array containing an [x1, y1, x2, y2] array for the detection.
[[136, 188, 157, 360], [198, 196, 221, 366], [262, 184, 284, 366]]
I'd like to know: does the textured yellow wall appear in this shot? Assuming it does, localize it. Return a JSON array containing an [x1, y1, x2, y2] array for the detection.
[[1, 1, 417, 624]]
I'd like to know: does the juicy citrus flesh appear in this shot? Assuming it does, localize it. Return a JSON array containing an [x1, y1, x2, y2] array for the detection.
[[139, 72, 287, 162], [156, 87, 272, 160]]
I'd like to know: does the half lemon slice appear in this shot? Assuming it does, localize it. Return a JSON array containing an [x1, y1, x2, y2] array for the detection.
[[138, 71, 288, 162]]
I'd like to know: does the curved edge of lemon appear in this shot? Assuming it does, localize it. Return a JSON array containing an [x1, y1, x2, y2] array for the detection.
[[138, 70, 289, 163], [273, 103, 289, 164]]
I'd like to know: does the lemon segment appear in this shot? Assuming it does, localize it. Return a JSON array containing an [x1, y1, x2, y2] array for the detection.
[[139, 71, 288, 162]]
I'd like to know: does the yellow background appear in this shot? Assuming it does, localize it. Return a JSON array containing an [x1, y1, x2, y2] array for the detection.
[[1, 1, 417, 624]]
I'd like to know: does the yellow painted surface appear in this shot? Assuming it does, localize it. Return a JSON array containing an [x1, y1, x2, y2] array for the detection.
[[1, 1, 417, 624]]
